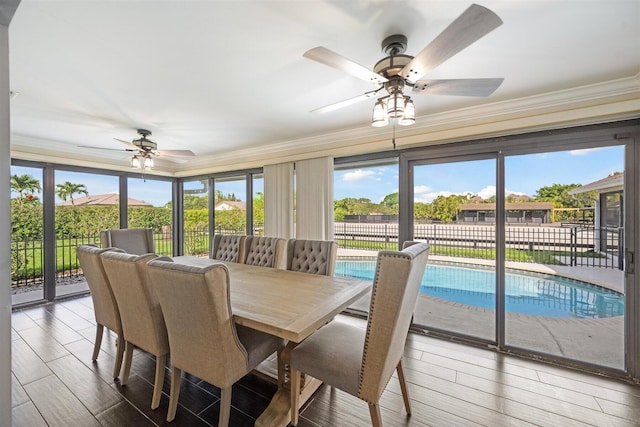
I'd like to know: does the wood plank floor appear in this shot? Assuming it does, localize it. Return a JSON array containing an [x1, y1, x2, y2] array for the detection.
[[10, 294, 640, 426]]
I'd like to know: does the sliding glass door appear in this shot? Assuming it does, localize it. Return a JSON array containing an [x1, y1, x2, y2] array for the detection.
[[504, 146, 625, 369], [410, 157, 497, 341], [404, 132, 629, 371]]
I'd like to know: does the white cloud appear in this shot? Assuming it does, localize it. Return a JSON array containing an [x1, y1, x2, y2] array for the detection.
[[570, 147, 605, 156], [342, 170, 375, 182], [414, 185, 431, 194], [476, 185, 496, 199]]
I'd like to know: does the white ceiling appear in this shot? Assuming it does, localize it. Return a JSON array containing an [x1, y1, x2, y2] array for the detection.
[[7, 1, 640, 176]]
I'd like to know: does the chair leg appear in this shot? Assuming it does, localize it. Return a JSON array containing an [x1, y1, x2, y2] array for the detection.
[[167, 366, 182, 422], [113, 334, 125, 380], [290, 367, 301, 426], [151, 353, 167, 410], [219, 386, 232, 427], [396, 360, 411, 415], [120, 341, 134, 386], [92, 324, 103, 361], [368, 402, 383, 427]]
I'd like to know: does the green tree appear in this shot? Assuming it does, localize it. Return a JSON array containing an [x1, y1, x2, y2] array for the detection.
[[183, 194, 209, 210], [381, 192, 399, 212], [10, 174, 41, 203], [55, 181, 88, 206], [253, 192, 264, 225], [431, 194, 468, 223]]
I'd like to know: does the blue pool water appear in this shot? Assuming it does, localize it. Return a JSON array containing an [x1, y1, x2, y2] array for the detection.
[[335, 259, 624, 319]]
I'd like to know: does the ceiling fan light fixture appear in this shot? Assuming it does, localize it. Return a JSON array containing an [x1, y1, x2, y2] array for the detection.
[[143, 156, 154, 170], [371, 99, 389, 127], [131, 155, 141, 168], [399, 97, 415, 126], [387, 91, 405, 119]]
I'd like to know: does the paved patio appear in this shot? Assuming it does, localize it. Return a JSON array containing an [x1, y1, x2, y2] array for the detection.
[[340, 248, 625, 369]]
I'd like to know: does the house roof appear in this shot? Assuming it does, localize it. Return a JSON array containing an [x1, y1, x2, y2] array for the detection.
[[214, 201, 246, 211], [459, 202, 554, 211], [568, 172, 624, 195], [56, 193, 152, 207], [7, 1, 640, 175]]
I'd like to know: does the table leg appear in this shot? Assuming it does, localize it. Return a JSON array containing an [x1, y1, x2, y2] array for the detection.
[[254, 342, 321, 427]]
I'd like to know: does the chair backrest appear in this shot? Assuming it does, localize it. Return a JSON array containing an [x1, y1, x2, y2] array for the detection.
[[286, 239, 337, 276], [100, 251, 169, 356], [211, 234, 246, 263], [146, 259, 250, 388], [358, 242, 429, 403], [76, 245, 125, 332], [243, 236, 286, 268], [100, 228, 154, 255]]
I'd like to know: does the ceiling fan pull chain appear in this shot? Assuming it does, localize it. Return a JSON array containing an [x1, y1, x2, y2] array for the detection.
[[392, 122, 396, 150]]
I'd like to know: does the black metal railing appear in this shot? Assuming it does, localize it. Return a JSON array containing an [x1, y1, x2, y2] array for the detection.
[[10, 223, 622, 291], [334, 222, 623, 269]]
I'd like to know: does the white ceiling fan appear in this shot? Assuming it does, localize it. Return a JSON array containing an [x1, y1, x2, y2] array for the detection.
[[303, 3, 504, 127]]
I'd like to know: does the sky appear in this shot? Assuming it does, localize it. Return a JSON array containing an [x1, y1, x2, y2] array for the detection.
[[334, 145, 624, 203], [11, 145, 624, 206]]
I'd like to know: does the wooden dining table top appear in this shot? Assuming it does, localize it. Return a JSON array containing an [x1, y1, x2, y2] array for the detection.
[[171, 256, 372, 343]]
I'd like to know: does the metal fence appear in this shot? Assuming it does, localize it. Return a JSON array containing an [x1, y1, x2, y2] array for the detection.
[[10, 223, 622, 290], [10, 226, 265, 290], [334, 222, 623, 269]]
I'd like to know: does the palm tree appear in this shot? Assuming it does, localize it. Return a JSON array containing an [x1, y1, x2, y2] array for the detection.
[[55, 181, 89, 206], [10, 174, 41, 203]]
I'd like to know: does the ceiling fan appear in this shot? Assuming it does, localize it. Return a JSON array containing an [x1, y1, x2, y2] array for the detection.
[[303, 3, 504, 127], [83, 129, 196, 170]]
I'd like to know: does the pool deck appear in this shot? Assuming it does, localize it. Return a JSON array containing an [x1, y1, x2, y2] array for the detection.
[[339, 248, 625, 369]]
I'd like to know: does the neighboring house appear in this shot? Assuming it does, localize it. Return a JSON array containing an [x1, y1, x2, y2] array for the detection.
[[458, 202, 554, 224], [56, 193, 152, 207], [214, 200, 246, 211], [569, 172, 623, 254]]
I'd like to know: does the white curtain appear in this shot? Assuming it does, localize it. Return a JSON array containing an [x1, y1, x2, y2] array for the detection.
[[296, 157, 334, 240], [264, 162, 294, 238]]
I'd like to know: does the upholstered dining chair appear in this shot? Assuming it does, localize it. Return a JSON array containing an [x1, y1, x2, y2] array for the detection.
[[211, 234, 246, 263], [100, 228, 154, 255], [289, 242, 430, 427], [76, 245, 126, 380], [242, 236, 286, 268], [286, 239, 338, 276], [145, 259, 285, 425], [99, 251, 169, 410]]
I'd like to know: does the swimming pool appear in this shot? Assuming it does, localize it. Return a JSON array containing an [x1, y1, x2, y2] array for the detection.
[[335, 259, 624, 319]]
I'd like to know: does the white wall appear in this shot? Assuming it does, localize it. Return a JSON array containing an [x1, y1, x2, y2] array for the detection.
[[0, 19, 11, 427], [1, 1, 20, 422]]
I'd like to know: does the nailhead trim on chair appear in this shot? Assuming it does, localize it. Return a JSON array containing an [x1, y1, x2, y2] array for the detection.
[[358, 251, 411, 402]]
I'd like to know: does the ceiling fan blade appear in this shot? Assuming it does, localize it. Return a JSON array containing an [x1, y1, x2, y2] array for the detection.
[[412, 78, 504, 97], [304, 47, 388, 85], [78, 145, 134, 152], [400, 4, 502, 83], [114, 138, 138, 149], [311, 91, 380, 114], [158, 149, 196, 157]]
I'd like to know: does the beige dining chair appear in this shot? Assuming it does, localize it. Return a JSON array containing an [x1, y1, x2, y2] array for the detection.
[[211, 234, 246, 263], [100, 228, 154, 255], [286, 239, 337, 276], [242, 236, 286, 268], [289, 242, 430, 427], [76, 245, 126, 380], [100, 251, 169, 410], [145, 259, 285, 425]]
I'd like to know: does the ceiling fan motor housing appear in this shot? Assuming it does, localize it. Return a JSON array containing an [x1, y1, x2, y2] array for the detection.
[[374, 34, 413, 83]]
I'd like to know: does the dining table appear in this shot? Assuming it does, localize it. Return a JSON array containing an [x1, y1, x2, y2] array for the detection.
[[171, 256, 372, 427]]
